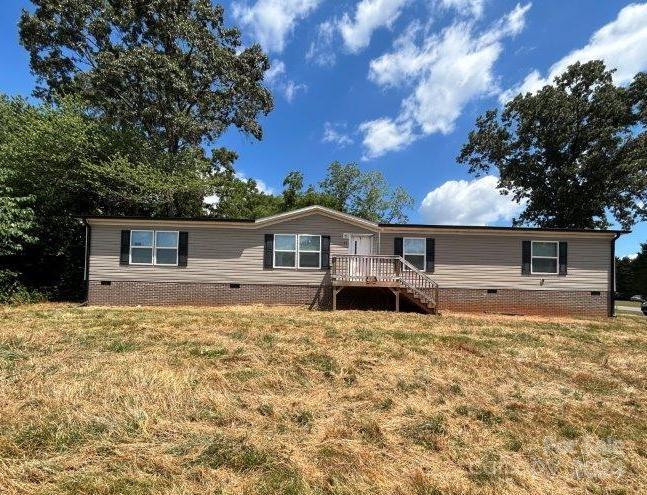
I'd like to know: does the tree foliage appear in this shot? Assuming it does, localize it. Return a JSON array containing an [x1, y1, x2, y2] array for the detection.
[[0, 95, 219, 297], [458, 61, 647, 229], [0, 171, 34, 258], [266, 162, 414, 223], [19, 0, 273, 158], [206, 170, 281, 220], [206, 162, 415, 223], [616, 244, 647, 297]]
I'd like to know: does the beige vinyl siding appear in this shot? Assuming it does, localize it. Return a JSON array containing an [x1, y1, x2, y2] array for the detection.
[[380, 232, 612, 291], [89, 213, 374, 286]]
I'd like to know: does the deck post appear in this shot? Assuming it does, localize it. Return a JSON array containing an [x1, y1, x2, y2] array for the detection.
[[388, 287, 400, 312], [332, 286, 343, 311]]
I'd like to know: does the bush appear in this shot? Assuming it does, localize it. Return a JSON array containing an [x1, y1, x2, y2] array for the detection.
[[0, 270, 46, 305]]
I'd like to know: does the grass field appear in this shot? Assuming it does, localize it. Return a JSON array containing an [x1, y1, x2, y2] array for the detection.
[[0, 304, 645, 495], [616, 301, 642, 308]]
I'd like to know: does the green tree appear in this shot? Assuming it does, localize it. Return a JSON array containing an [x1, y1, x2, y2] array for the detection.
[[275, 163, 414, 222], [615, 256, 636, 296], [207, 170, 281, 220], [458, 61, 647, 229], [0, 167, 36, 299], [632, 244, 647, 297], [282, 171, 306, 211], [348, 171, 413, 223], [19, 0, 273, 159], [319, 161, 362, 211], [0, 95, 213, 298], [0, 175, 34, 258]]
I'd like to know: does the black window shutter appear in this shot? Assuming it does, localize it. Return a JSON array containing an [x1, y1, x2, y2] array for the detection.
[[394, 237, 403, 257], [321, 235, 331, 269], [425, 238, 435, 273], [521, 240, 531, 275], [264, 234, 274, 269], [178, 232, 189, 267], [120, 230, 130, 265], [559, 241, 568, 275]]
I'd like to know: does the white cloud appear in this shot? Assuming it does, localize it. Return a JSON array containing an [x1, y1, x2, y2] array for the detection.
[[234, 172, 276, 195], [438, 0, 484, 18], [306, 20, 337, 67], [204, 194, 220, 206], [264, 59, 307, 103], [359, 118, 417, 159], [233, 0, 321, 53], [338, 0, 411, 53], [265, 59, 286, 84], [501, 2, 647, 102], [322, 122, 354, 147], [283, 80, 308, 102], [420, 175, 525, 225], [361, 3, 531, 158]]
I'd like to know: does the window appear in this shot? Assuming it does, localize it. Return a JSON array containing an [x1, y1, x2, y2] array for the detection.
[[403, 237, 426, 271], [155, 231, 179, 266], [531, 241, 558, 274], [274, 234, 296, 268], [273, 234, 322, 269], [130, 230, 178, 266], [298, 234, 321, 269], [130, 230, 153, 265]]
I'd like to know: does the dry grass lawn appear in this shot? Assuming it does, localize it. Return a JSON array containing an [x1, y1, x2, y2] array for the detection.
[[0, 304, 645, 495]]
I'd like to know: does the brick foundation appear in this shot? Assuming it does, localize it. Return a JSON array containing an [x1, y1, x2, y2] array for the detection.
[[437, 288, 609, 317], [88, 281, 610, 317], [88, 281, 331, 309]]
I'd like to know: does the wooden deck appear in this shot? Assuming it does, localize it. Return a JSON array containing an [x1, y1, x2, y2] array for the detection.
[[331, 255, 439, 313]]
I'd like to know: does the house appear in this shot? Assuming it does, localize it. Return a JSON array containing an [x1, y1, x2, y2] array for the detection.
[[83, 205, 627, 317]]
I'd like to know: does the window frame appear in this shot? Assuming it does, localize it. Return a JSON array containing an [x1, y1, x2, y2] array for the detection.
[[403, 237, 426, 271], [154, 230, 179, 267], [530, 240, 559, 275], [297, 234, 322, 270], [273, 234, 297, 269], [129, 229, 179, 267], [272, 233, 323, 270], [129, 230, 154, 266]]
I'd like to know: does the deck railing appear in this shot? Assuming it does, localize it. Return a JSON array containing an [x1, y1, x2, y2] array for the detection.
[[331, 254, 438, 308]]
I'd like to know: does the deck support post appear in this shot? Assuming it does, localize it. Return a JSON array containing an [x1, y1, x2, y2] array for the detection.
[[332, 286, 344, 311], [388, 288, 400, 312]]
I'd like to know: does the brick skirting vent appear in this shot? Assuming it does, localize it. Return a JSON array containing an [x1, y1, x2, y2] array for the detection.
[[88, 281, 609, 317]]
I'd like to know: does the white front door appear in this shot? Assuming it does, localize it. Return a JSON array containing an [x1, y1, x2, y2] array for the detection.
[[348, 235, 372, 277], [349, 235, 372, 256]]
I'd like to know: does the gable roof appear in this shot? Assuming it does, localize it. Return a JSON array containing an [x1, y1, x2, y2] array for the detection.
[[83, 205, 379, 230], [83, 205, 629, 235], [253, 205, 379, 230]]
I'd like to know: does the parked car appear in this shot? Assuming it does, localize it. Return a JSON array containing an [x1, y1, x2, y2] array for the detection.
[[630, 295, 644, 302], [642, 301, 647, 316]]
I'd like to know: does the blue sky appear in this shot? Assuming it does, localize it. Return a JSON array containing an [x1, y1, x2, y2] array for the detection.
[[1, 1, 646, 256]]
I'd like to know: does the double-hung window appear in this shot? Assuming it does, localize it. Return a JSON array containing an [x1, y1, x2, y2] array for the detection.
[[298, 235, 321, 269], [130, 230, 154, 265], [130, 230, 178, 266], [531, 241, 558, 274], [273, 234, 321, 269], [155, 231, 179, 266], [274, 234, 297, 268], [403, 237, 426, 271]]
